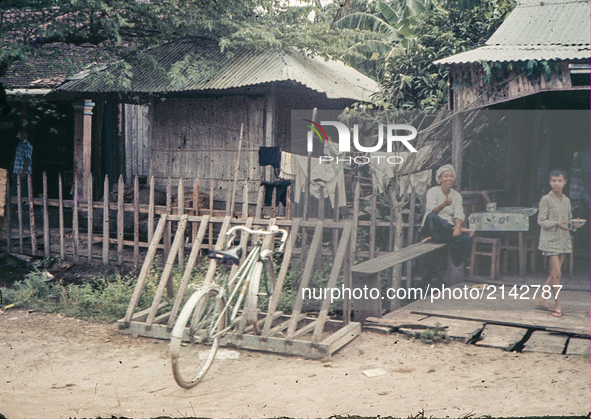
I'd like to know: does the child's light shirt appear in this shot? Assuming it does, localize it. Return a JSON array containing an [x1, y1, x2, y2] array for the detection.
[[537, 191, 572, 253], [422, 187, 465, 226]]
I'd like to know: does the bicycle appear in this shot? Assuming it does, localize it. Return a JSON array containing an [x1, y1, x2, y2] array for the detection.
[[169, 224, 288, 388]]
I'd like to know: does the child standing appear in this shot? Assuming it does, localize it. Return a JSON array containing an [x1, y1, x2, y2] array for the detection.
[[536, 169, 572, 317]]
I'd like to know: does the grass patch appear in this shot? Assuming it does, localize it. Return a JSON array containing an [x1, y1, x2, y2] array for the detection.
[[1, 257, 210, 322], [419, 322, 450, 344]]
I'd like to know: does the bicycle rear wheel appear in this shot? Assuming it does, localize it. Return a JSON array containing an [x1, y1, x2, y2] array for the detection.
[[170, 287, 226, 388]]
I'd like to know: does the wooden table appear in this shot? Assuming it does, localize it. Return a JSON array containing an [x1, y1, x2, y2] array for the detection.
[[469, 207, 538, 277]]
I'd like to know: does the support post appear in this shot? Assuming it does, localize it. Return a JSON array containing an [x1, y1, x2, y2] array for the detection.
[[72, 100, 95, 199]]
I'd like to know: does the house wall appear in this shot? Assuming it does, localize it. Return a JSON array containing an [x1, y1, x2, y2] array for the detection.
[[450, 61, 582, 111], [150, 95, 265, 200], [124, 104, 150, 182]]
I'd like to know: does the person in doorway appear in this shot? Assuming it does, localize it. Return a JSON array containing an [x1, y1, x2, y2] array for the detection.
[[536, 169, 572, 318], [11, 129, 32, 199], [420, 164, 474, 267]]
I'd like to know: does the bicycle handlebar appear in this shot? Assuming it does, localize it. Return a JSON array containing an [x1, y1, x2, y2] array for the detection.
[[225, 225, 289, 252]]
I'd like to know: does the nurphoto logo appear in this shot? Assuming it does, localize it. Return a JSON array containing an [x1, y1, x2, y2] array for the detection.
[[304, 119, 418, 165]]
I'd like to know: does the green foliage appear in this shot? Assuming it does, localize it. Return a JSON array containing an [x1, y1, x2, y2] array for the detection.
[[419, 322, 449, 344], [1, 257, 209, 322]]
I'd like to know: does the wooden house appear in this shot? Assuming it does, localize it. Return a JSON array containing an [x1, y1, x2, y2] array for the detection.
[[435, 0, 590, 257], [49, 38, 377, 201]]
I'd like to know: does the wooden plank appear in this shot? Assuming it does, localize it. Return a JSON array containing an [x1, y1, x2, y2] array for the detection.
[[262, 218, 299, 337], [58, 174, 64, 259], [146, 214, 189, 328], [177, 177, 185, 270], [131, 302, 167, 323], [265, 314, 306, 338], [17, 175, 23, 253], [475, 324, 528, 351], [242, 179, 249, 219], [254, 184, 264, 219], [73, 176, 79, 262], [102, 175, 109, 264], [312, 222, 352, 343], [287, 220, 323, 340], [322, 321, 361, 348], [229, 123, 244, 217], [209, 180, 214, 249], [42, 171, 50, 258], [166, 215, 210, 331], [121, 213, 168, 328], [365, 313, 430, 329], [5, 172, 11, 253], [117, 175, 124, 265], [164, 177, 172, 259], [27, 174, 37, 256], [87, 174, 93, 262], [192, 177, 200, 241], [566, 337, 591, 355], [352, 242, 447, 276], [133, 175, 139, 266], [523, 331, 568, 354], [406, 186, 416, 288], [369, 181, 376, 260], [351, 176, 360, 260], [148, 175, 155, 244]]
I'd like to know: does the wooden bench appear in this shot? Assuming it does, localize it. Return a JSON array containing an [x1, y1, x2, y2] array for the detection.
[[351, 242, 448, 322]]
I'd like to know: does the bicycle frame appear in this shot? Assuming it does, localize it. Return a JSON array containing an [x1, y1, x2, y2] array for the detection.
[[207, 225, 287, 340]]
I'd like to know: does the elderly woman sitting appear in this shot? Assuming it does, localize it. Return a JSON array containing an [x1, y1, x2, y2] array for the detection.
[[421, 164, 474, 267]]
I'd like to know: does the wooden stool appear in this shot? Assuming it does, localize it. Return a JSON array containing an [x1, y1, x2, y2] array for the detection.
[[501, 233, 536, 274], [470, 237, 501, 280]]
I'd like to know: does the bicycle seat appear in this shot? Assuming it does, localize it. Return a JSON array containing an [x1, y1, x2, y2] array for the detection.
[[207, 246, 243, 265]]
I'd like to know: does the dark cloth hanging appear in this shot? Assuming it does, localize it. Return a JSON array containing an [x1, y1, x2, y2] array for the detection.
[[261, 180, 291, 207], [420, 212, 471, 267], [258, 146, 281, 169]]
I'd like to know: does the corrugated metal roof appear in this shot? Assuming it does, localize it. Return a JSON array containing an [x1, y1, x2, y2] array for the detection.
[[435, 0, 590, 65], [54, 38, 378, 101], [435, 45, 590, 64]]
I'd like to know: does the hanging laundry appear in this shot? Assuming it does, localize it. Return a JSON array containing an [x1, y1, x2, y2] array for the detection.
[[293, 154, 346, 209], [279, 151, 296, 180], [258, 146, 281, 168], [261, 180, 291, 207]]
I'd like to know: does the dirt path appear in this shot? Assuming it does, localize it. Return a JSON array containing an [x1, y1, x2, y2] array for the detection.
[[0, 310, 589, 419]]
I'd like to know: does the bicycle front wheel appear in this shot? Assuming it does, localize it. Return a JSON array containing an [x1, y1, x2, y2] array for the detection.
[[170, 286, 226, 388]]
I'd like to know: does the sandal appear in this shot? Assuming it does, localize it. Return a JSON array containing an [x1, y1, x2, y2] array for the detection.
[[551, 310, 563, 317]]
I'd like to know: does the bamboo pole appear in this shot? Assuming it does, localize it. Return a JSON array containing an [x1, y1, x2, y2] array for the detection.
[[102, 175, 109, 264], [369, 179, 377, 260], [406, 185, 416, 289], [177, 177, 184, 270], [164, 177, 172, 259], [255, 184, 264, 219], [87, 174, 93, 262], [351, 174, 360, 260], [133, 175, 139, 266], [146, 214, 189, 328], [17, 175, 23, 253], [73, 176, 79, 262], [58, 174, 64, 259], [148, 175, 155, 244], [166, 214, 210, 331], [209, 180, 214, 249], [6, 175, 11, 253], [192, 177, 200, 241], [27, 174, 37, 255], [117, 175, 124, 265], [122, 214, 168, 328], [229, 123, 244, 217], [43, 171, 50, 258], [242, 179, 249, 219]]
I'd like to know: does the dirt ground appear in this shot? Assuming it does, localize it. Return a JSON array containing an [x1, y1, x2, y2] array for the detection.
[[0, 310, 589, 419]]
